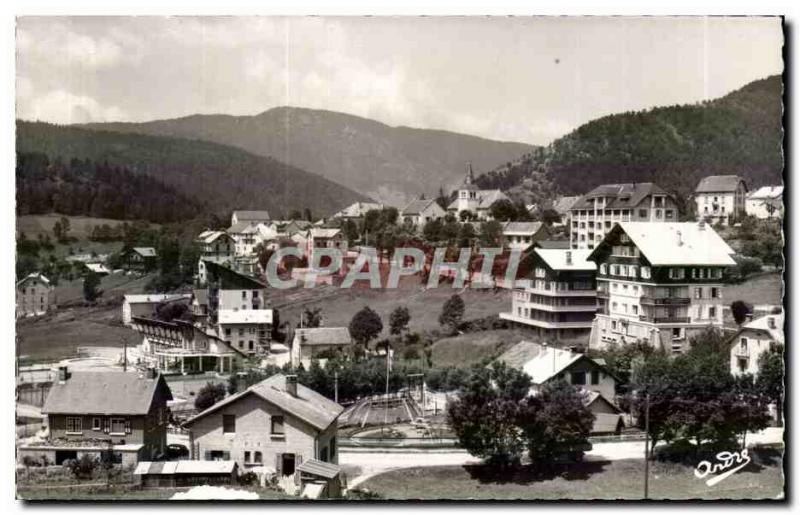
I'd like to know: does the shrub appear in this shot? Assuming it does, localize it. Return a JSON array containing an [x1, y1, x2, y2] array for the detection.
[[66, 454, 98, 479], [194, 382, 227, 411]]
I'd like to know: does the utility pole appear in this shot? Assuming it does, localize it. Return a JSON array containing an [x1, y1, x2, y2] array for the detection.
[[644, 393, 651, 500], [122, 336, 128, 372]]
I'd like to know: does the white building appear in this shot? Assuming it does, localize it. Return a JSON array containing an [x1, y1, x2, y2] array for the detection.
[[447, 162, 510, 221], [231, 210, 271, 226], [400, 199, 446, 229], [501, 222, 549, 251], [568, 183, 678, 250], [291, 327, 353, 368], [16, 273, 54, 318], [588, 221, 736, 354], [331, 202, 385, 220], [745, 186, 783, 219], [694, 175, 748, 226], [729, 310, 784, 377]]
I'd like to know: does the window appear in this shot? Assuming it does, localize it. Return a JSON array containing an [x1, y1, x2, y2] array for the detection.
[[92, 417, 101, 431], [244, 451, 251, 463], [331, 436, 337, 457], [248, 341, 254, 351], [66, 417, 82, 433], [599, 264, 607, 274], [225, 328, 231, 336], [632, 305, 638, 315], [320, 446, 329, 463], [611, 320, 617, 330], [665, 210, 674, 219], [639, 209, 647, 218], [710, 287, 719, 299], [740, 337, 748, 351], [591, 370, 599, 385], [709, 306, 717, 319], [737, 358, 748, 372], [252, 290, 259, 298], [694, 288, 702, 299], [571, 372, 586, 385], [241, 291, 247, 299], [271, 416, 285, 435], [254, 451, 262, 464], [641, 267, 651, 279], [110, 418, 128, 435], [239, 328, 245, 336], [223, 414, 236, 433]]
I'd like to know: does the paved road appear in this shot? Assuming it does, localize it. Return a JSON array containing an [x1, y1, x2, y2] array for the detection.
[[341, 427, 784, 489]]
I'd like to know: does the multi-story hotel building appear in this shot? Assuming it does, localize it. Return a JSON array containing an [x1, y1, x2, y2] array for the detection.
[[587, 221, 736, 354], [568, 183, 678, 249], [500, 248, 597, 346]]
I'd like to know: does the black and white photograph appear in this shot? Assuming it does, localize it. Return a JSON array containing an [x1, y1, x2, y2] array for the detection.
[[11, 11, 788, 503]]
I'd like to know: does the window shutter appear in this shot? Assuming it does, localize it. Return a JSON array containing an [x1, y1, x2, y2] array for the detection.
[[295, 454, 302, 485], [125, 419, 132, 434], [275, 454, 282, 476]]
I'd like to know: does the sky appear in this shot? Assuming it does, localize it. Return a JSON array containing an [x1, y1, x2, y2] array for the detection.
[[16, 16, 784, 145]]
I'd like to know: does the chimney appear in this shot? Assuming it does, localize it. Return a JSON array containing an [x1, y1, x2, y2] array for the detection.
[[285, 375, 298, 397], [57, 366, 69, 383], [566, 251, 572, 265]]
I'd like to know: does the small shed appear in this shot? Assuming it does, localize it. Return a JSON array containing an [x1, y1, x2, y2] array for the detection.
[[134, 460, 238, 488], [297, 459, 343, 499]]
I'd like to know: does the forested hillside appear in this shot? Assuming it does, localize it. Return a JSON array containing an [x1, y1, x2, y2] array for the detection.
[[82, 106, 536, 206], [16, 152, 205, 223], [477, 75, 783, 206], [16, 121, 371, 219]]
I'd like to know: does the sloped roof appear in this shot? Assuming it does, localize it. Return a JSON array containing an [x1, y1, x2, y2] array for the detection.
[[572, 183, 670, 210], [16, 273, 50, 288], [695, 175, 747, 193], [502, 221, 544, 235], [533, 240, 571, 250], [333, 202, 384, 218], [553, 196, 581, 214], [184, 374, 343, 432], [42, 371, 172, 415], [227, 221, 254, 234], [747, 186, 783, 200], [197, 230, 231, 244], [478, 190, 510, 209], [602, 222, 736, 266], [124, 294, 191, 305], [203, 260, 267, 289], [295, 327, 352, 346], [536, 248, 596, 271], [133, 247, 157, 257], [310, 228, 342, 239], [402, 199, 438, 216], [522, 346, 586, 385], [218, 309, 273, 325], [233, 210, 271, 222], [495, 340, 545, 370], [736, 311, 784, 343], [298, 459, 341, 479]]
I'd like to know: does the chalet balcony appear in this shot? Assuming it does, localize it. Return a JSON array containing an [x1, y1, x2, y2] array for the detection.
[[639, 296, 691, 306]]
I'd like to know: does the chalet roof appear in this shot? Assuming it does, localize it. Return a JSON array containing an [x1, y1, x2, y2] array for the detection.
[[402, 199, 438, 216], [522, 346, 586, 385], [495, 340, 545, 370], [502, 221, 544, 235], [731, 311, 784, 344], [42, 371, 172, 415], [593, 413, 625, 433], [552, 196, 581, 215], [535, 248, 596, 271], [298, 459, 341, 479], [218, 309, 273, 325], [695, 175, 747, 193], [16, 273, 51, 288], [227, 221, 254, 234], [748, 186, 784, 200], [572, 183, 670, 210], [602, 222, 736, 266], [333, 202, 384, 218], [124, 294, 191, 305], [133, 247, 157, 257], [202, 260, 267, 289], [85, 263, 110, 274], [197, 230, 231, 244], [294, 327, 352, 346], [184, 374, 343, 432], [310, 228, 341, 239], [233, 210, 271, 222]]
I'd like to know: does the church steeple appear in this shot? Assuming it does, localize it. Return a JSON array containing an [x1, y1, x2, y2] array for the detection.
[[465, 161, 475, 185]]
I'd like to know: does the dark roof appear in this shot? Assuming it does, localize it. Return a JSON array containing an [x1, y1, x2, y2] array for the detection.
[[184, 374, 343, 432], [203, 259, 267, 289], [571, 183, 670, 210], [695, 175, 748, 193], [298, 459, 341, 479], [402, 199, 439, 216], [233, 210, 271, 221], [533, 240, 571, 249], [42, 372, 172, 415]]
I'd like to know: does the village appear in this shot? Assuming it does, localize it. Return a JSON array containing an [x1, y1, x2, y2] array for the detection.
[[15, 167, 785, 500]]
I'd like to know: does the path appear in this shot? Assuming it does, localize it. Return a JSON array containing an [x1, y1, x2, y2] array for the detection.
[[341, 427, 784, 489]]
